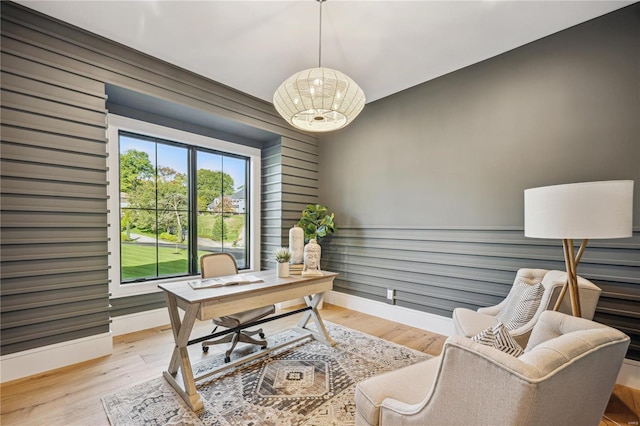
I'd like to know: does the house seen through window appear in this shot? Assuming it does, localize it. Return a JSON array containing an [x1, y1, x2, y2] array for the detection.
[[119, 131, 249, 283]]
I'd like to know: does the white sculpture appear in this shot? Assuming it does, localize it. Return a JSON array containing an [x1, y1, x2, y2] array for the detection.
[[302, 239, 323, 277]]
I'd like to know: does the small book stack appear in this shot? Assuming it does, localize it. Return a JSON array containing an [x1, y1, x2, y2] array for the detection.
[[289, 263, 304, 275]]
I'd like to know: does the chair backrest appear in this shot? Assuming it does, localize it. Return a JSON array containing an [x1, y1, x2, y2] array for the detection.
[[496, 269, 601, 345], [494, 269, 601, 321], [540, 269, 602, 320], [517, 311, 629, 424], [200, 253, 238, 278]]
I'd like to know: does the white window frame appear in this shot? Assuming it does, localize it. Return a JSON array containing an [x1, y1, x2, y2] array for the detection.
[[107, 114, 261, 298]]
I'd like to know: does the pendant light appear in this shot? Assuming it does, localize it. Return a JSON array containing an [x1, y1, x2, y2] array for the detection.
[[273, 0, 365, 132]]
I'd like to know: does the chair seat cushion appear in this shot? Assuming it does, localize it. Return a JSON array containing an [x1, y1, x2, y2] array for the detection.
[[213, 305, 275, 328], [355, 357, 439, 426], [452, 307, 499, 338]]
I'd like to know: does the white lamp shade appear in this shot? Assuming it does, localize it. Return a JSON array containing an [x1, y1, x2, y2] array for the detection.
[[524, 180, 634, 239], [273, 67, 365, 132]]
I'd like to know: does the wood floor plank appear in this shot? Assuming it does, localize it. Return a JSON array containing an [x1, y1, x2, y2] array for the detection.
[[602, 384, 640, 426], [0, 303, 636, 426]]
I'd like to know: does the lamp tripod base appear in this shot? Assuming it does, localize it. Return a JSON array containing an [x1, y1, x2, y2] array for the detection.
[[553, 238, 589, 317]]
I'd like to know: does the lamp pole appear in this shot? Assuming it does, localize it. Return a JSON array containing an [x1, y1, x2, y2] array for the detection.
[[557, 238, 589, 317]]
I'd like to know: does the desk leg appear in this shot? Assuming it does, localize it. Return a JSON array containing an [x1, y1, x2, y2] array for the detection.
[[294, 292, 336, 346], [162, 293, 204, 412]]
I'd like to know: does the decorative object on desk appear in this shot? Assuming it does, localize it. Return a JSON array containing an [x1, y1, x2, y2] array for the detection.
[[101, 322, 429, 426], [274, 246, 292, 278], [302, 238, 323, 277], [297, 203, 337, 243], [289, 263, 304, 275], [524, 180, 633, 317], [288, 225, 304, 264]]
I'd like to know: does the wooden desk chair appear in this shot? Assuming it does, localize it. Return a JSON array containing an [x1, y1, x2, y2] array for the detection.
[[199, 253, 275, 362]]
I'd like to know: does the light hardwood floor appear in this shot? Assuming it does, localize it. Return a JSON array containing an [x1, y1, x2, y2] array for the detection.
[[1, 304, 638, 425]]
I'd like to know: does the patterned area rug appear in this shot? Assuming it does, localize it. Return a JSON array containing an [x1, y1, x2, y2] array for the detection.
[[102, 322, 430, 425]]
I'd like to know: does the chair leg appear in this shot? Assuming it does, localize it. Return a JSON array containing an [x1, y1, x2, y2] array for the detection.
[[243, 328, 266, 339], [237, 331, 267, 349], [202, 332, 234, 353], [203, 328, 269, 360], [224, 332, 241, 363]]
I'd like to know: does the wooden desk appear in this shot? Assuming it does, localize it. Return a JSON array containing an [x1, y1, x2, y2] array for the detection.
[[158, 270, 338, 412]]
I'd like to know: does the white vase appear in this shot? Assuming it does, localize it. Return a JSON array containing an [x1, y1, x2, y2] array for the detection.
[[289, 225, 304, 264], [277, 262, 290, 278]]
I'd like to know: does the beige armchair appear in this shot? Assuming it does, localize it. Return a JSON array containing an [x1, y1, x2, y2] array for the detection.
[[355, 310, 629, 426], [453, 268, 601, 347]]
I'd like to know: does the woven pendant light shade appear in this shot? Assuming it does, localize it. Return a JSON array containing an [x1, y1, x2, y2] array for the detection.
[[273, 67, 365, 132]]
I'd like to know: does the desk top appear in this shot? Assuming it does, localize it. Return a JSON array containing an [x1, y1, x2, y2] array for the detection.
[[158, 269, 338, 305]]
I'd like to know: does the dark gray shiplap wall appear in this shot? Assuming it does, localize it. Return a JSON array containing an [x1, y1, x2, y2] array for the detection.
[[0, 2, 318, 353], [261, 136, 319, 268], [261, 141, 287, 269], [319, 4, 640, 360], [324, 227, 640, 359], [1, 31, 110, 354]]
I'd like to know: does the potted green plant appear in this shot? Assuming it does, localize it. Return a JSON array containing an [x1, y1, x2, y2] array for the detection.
[[274, 246, 292, 277], [297, 204, 337, 243]]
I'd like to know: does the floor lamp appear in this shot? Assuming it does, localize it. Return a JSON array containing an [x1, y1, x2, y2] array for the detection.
[[524, 180, 633, 317]]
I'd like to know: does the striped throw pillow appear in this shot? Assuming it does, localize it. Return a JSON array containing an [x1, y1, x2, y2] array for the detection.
[[472, 322, 524, 357], [495, 280, 545, 330]]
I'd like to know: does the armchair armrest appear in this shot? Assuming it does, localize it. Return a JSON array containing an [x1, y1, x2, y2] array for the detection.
[[477, 303, 502, 316]]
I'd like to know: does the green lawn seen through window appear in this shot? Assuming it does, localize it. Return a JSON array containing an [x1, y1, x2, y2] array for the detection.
[[121, 244, 210, 281]]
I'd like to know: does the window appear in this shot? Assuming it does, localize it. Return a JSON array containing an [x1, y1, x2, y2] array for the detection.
[[108, 115, 261, 297]]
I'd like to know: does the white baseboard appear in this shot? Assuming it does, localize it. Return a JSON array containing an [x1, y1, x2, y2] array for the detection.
[[324, 290, 639, 389], [324, 290, 455, 336], [618, 358, 640, 389], [111, 308, 170, 336], [0, 332, 112, 383], [3, 295, 638, 389]]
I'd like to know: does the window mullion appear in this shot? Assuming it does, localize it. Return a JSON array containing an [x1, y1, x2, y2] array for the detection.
[[188, 147, 198, 274], [155, 140, 160, 279]]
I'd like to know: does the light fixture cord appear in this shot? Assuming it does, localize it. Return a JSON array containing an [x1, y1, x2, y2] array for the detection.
[[318, 0, 324, 68]]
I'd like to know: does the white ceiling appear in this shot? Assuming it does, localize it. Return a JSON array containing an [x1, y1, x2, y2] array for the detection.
[[16, 1, 633, 104]]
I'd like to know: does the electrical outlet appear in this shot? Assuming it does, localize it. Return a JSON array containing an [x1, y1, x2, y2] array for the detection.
[[386, 289, 395, 305]]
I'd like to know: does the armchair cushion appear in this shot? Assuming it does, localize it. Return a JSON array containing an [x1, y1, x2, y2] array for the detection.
[[495, 279, 545, 329], [471, 322, 523, 356], [452, 308, 497, 336]]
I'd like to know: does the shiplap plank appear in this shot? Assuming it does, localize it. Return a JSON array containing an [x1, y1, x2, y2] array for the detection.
[[1, 142, 107, 170]]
